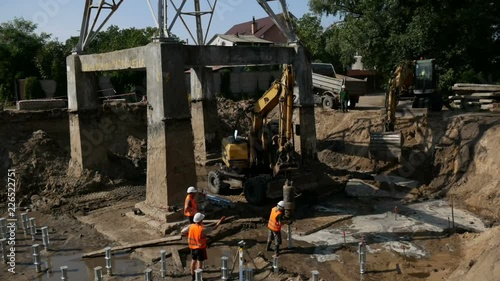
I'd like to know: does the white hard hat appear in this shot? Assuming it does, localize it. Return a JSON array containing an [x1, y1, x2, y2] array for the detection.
[[187, 186, 197, 193], [342, 85, 346, 89], [277, 201, 285, 208], [193, 213, 205, 223]]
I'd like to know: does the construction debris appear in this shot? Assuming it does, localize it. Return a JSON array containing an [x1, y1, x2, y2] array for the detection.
[[449, 83, 500, 110]]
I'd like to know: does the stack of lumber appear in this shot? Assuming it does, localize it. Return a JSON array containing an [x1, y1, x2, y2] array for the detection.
[[450, 83, 500, 111]]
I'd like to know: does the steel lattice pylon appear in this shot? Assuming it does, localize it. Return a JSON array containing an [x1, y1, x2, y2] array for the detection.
[[74, 0, 296, 53]]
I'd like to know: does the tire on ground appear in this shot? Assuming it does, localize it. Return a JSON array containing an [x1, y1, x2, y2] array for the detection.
[[243, 176, 268, 205], [207, 170, 230, 194]]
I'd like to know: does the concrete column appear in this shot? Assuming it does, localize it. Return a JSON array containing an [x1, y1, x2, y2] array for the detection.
[[291, 44, 317, 163], [190, 66, 222, 165], [66, 54, 106, 176], [145, 42, 197, 209]]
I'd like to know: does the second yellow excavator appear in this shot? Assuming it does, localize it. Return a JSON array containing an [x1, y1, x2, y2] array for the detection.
[[207, 65, 297, 205]]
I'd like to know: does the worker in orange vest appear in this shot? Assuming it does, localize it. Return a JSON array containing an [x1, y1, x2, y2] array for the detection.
[[266, 200, 285, 257], [182, 213, 224, 281], [184, 186, 198, 223]]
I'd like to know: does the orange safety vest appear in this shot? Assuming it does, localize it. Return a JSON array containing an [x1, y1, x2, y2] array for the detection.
[[184, 195, 198, 216], [188, 224, 207, 249], [268, 207, 282, 232]]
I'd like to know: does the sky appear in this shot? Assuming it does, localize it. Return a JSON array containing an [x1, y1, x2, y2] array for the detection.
[[0, 0, 335, 44]]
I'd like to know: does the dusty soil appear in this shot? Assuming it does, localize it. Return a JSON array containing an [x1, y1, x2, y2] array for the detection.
[[1, 95, 499, 280]]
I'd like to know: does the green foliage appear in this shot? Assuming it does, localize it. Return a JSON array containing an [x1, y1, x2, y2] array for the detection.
[[294, 13, 341, 70], [24, 77, 44, 100], [0, 18, 48, 101], [309, 0, 500, 81]]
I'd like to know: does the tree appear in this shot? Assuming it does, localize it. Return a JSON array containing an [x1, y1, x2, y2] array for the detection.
[[34, 41, 66, 96], [0, 18, 48, 101], [309, 0, 500, 87]]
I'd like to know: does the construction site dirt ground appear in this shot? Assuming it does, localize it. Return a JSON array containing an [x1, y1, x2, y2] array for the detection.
[[1, 93, 499, 281]]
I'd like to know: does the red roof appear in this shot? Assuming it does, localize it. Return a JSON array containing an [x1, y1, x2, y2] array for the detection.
[[225, 14, 283, 41]]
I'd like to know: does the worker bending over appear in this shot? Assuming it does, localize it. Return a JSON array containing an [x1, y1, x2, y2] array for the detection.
[[181, 213, 224, 281], [184, 186, 198, 223], [267, 200, 287, 257]]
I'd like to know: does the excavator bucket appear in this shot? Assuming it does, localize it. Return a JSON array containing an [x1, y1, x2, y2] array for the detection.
[[369, 132, 403, 162]]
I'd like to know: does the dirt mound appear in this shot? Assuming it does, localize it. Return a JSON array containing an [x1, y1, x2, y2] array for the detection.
[[448, 226, 500, 281], [419, 114, 500, 221], [216, 97, 254, 136]]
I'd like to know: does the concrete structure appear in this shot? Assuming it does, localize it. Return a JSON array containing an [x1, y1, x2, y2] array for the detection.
[[67, 42, 316, 221], [16, 99, 67, 111]]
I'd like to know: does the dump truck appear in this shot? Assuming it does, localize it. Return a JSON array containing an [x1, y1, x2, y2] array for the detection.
[[311, 63, 368, 109]]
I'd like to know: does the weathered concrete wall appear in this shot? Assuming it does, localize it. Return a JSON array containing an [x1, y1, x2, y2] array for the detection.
[[17, 100, 67, 111], [79, 46, 147, 72], [145, 43, 197, 208]]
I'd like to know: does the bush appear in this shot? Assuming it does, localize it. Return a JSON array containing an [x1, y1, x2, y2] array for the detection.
[[24, 77, 45, 100]]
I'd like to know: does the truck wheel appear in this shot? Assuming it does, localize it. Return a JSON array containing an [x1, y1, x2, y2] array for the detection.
[[349, 98, 357, 109], [322, 96, 335, 109], [207, 171, 230, 195], [243, 175, 268, 205]]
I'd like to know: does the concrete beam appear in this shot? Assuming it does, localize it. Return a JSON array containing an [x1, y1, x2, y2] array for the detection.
[[190, 67, 222, 164], [79, 46, 147, 72], [184, 45, 295, 67], [145, 42, 197, 210]]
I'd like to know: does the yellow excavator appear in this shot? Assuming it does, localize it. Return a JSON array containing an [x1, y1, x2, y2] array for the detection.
[[207, 65, 297, 205], [370, 59, 441, 161]]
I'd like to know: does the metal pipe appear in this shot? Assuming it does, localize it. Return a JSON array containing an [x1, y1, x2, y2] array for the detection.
[[144, 268, 153, 281], [244, 267, 254, 281], [221, 256, 229, 280], [273, 256, 279, 273], [1, 238, 7, 264], [311, 270, 319, 281], [33, 244, 41, 272], [239, 246, 244, 281], [195, 268, 203, 281], [94, 266, 103, 281], [358, 242, 366, 274], [160, 250, 167, 278], [60, 265, 68, 280], [21, 213, 29, 235], [29, 218, 37, 241], [41, 226, 50, 251], [105, 247, 112, 276], [0, 218, 6, 239], [282, 180, 294, 219]]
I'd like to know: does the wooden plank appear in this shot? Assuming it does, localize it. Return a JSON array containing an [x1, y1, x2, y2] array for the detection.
[[298, 215, 354, 236], [454, 83, 500, 88], [82, 235, 182, 258], [170, 247, 184, 269]]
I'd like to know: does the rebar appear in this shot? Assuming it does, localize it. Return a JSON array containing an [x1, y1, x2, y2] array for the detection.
[[41, 226, 50, 251], [144, 268, 153, 281], [32, 244, 41, 273], [21, 213, 29, 235], [0, 218, 6, 239], [287, 224, 292, 249], [195, 268, 203, 281], [221, 256, 229, 280], [105, 247, 112, 276], [60, 265, 68, 280], [273, 255, 279, 273], [94, 266, 103, 281], [358, 242, 366, 274], [244, 267, 254, 281], [1, 238, 7, 264], [311, 270, 319, 281], [160, 250, 167, 278]]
